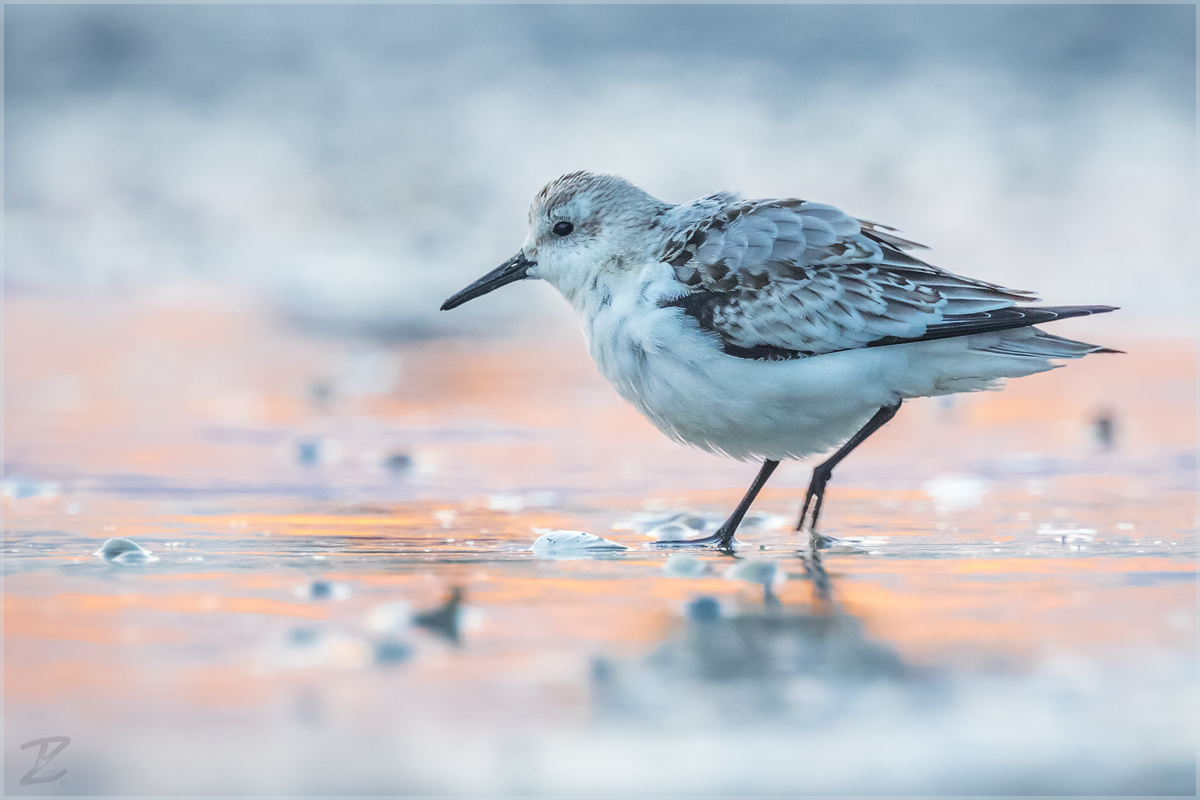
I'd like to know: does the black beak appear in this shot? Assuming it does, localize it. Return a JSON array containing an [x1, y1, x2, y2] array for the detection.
[[440, 252, 535, 311]]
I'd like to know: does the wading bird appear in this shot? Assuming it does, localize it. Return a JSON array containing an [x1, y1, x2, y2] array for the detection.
[[441, 172, 1116, 560]]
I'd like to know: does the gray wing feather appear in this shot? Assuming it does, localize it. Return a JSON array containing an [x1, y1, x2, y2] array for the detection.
[[659, 198, 1040, 357]]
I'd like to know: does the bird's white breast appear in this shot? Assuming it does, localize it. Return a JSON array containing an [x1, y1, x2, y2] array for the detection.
[[573, 263, 899, 461]]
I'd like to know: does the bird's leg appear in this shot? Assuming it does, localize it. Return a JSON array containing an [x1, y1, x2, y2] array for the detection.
[[712, 459, 779, 551], [652, 459, 779, 551], [796, 403, 900, 600], [797, 401, 902, 552]]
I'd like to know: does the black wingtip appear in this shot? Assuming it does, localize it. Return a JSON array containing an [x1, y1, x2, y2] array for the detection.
[[1039, 304, 1120, 321], [1094, 347, 1125, 354], [862, 304, 1122, 351]]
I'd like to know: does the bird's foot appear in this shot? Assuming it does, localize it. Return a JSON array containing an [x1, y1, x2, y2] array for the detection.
[[648, 530, 738, 553]]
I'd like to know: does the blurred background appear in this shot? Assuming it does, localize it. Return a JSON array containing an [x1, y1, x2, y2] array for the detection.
[[4, 4, 1196, 795], [6, 4, 1196, 333]]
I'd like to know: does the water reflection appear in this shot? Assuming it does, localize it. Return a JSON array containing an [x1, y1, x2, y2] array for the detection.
[[412, 586, 465, 644], [593, 592, 908, 725], [3, 497, 1196, 794], [3, 296, 1195, 793]]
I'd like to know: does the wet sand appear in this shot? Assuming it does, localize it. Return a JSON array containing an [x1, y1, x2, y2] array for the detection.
[[4, 293, 1195, 794]]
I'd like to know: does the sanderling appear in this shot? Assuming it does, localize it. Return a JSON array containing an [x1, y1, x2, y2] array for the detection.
[[441, 171, 1117, 559]]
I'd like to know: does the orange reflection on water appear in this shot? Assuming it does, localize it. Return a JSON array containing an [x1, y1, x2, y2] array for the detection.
[[3, 293, 1195, 794], [837, 556, 1193, 662], [6, 591, 328, 643]]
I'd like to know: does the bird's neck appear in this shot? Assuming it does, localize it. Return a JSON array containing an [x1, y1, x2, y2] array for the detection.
[[547, 256, 632, 317]]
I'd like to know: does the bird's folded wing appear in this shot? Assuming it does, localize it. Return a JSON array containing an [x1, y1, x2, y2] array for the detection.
[[658, 199, 1041, 359]]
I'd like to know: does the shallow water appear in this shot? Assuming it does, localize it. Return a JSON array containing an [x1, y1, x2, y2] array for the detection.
[[4, 294, 1196, 794]]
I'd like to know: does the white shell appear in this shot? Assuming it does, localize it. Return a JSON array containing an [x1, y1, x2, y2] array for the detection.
[[530, 530, 629, 556], [94, 537, 158, 565]]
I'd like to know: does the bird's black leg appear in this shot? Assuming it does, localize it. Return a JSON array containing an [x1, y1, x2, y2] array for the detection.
[[652, 459, 779, 552], [712, 459, 779, 551], [797, 401, 902, 548]]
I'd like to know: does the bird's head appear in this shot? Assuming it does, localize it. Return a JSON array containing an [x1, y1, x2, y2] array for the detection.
[[440, 171, 669, 311]]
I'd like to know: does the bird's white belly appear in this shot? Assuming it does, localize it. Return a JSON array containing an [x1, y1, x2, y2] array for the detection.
[[574, 268, 1060, 462], [583, 301, 896, 462]]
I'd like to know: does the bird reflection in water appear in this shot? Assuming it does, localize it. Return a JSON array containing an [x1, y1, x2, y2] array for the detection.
[[592, 567, 907, 724]]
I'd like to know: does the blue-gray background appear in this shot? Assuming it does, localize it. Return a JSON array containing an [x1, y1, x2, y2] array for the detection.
[[6, 4, 1195, 336]]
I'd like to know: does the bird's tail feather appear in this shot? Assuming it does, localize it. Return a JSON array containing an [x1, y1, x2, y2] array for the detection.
[[973, 328, 1119, 359]]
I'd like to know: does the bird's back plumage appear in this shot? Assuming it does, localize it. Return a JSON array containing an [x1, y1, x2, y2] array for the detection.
[[652, 195, 1112, 362]]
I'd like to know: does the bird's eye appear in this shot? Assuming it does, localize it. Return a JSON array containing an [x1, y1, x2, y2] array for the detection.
[[553, 221, 574, 237]]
